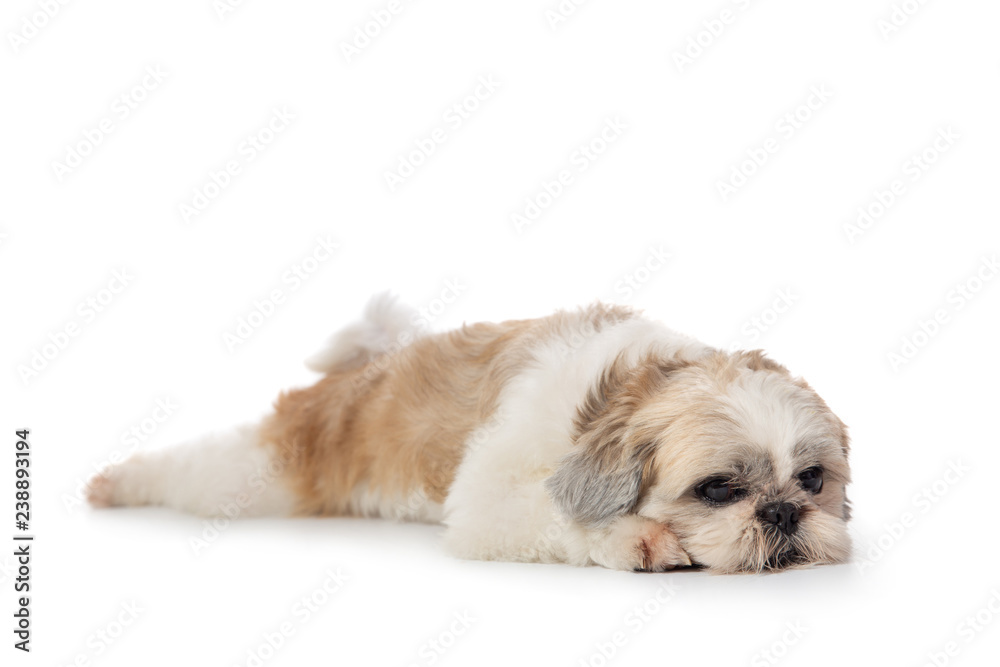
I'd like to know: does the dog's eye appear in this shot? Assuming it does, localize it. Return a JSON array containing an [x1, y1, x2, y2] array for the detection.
[[798, 467, 823, 494], [698, 478, 740, 503]]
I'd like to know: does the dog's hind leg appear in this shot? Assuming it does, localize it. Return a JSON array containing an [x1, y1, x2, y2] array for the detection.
[[87, 422, 297, 518]]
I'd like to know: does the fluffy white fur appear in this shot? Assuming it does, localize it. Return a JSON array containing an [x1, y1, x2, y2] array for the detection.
[[304, 293, 419, 373], [89, 424, 295, 518]]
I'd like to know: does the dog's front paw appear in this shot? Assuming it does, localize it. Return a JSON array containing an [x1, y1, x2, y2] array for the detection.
[[632, 521, 691, 572], [589, 515, 691, 572]]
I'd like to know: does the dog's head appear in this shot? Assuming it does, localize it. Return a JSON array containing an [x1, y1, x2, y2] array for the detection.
[[546, 349, 851, 573]]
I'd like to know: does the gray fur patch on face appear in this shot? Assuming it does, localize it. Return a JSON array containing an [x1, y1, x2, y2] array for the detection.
[[544, 352, 677, 527], [544, 446, 649, 526]]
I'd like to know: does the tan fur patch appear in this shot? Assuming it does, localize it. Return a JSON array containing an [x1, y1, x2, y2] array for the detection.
[[261, 305, 636, 516]]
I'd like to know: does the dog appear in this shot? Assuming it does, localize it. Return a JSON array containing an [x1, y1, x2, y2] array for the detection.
[[89, 294, 852, 573]]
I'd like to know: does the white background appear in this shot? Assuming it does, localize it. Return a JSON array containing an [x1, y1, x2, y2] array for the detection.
[[3, 0, 999, 665]]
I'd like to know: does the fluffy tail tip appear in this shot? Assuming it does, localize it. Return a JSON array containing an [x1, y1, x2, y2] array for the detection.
[[305, 292, 418, 374]]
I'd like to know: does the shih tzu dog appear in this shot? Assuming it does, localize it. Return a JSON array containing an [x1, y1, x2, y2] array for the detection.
[[89, 295, 852, 573]]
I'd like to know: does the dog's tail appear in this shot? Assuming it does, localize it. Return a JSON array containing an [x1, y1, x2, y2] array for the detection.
[[304, 292, 419, 374]]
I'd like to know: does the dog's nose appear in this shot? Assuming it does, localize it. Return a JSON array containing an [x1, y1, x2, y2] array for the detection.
[[759, 502, 800, 535]]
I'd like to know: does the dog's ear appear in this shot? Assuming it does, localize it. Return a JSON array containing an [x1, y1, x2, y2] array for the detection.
[[545, 356, 682, 526]]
